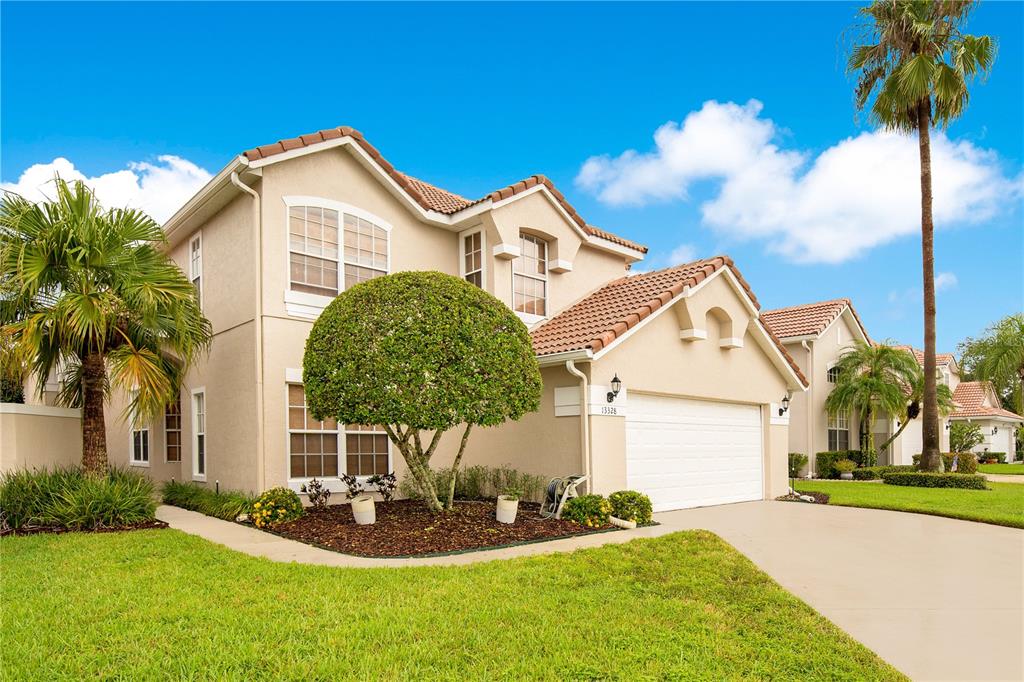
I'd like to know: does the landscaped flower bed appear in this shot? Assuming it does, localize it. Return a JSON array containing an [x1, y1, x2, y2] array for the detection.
[[266, 499, 615, 557]]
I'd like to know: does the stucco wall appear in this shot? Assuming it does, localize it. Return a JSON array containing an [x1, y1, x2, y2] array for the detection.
[[0, 405, 82, 473]]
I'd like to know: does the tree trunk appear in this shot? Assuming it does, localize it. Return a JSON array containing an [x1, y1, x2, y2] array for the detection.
[[384, 425, 444, 512], [878, 414, 910, 456], [445, 424, 473, 510], [865, 405, 876, 467], [917, 99, 942, 473], [80, 352, 108, 474]]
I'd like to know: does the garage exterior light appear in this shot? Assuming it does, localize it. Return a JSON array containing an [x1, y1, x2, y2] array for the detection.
[[778, 395, 790, 417], [607, 374, 622, 403]]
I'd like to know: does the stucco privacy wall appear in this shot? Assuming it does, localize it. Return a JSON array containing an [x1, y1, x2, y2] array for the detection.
[[0, 405, 82, 473], [103, 190, 259, 492], [590, 273, 794, 498]]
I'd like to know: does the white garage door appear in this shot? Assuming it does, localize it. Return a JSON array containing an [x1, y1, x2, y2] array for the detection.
[[626, 394, 764, 512]]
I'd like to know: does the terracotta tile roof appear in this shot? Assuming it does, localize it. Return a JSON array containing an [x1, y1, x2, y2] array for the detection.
[[760, 298, 869, 341], [529, 256, 808, 386], [950, 381, 1023, 421], [242, 126, 647, 253], [891, 346, 955, 367]]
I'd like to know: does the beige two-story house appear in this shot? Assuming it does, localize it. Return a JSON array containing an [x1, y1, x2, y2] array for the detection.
[[102, 126, 807, 511]]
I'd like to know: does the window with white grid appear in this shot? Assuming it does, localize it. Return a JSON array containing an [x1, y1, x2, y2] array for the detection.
[[513, 233, 547, 317]]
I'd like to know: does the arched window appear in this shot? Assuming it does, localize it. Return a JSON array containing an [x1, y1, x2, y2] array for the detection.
[[287, 200, 389, 298]]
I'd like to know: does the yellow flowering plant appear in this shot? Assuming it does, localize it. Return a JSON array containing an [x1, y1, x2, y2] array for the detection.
[[561, 494, 613, 528], [250, 487, 304, 528]]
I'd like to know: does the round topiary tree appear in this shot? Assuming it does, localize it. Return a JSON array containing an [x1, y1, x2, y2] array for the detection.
[[303, 271, 542, 512]]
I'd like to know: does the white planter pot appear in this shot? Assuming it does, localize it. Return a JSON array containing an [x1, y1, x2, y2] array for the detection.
[[609, 516, 636, 530], [840, 472, 854, 480], [496, 495, 519, 524], [351, 495, 376, 525]]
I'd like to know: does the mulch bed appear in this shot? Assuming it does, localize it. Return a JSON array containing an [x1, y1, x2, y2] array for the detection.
[[266, 499, 616, 558], [0, 519, 169, 537], [776, 491, 830, 505]]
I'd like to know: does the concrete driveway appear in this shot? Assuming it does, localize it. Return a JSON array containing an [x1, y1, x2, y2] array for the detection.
[[660, 502, 1023, 681]]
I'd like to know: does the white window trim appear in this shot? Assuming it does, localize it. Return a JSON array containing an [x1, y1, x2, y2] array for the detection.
[[282, 196, 392, 319], [188, 231, 203, 310], [164, 395, 181, 464], [827, 410, 850, 450], [191, 387, 206, 481], [512, 233, 549, 325], [459, 227, 486, 288], [129, 424, 150, 467], [283, 377, 392, 493]]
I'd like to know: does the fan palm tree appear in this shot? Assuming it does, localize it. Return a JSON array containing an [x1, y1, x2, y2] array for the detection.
[[877, 355, 955, 455], [847, 1, 996, 472], [0, 178, 211, 473], [975, 314, 1024, 416], [825, 342, 922, 465]]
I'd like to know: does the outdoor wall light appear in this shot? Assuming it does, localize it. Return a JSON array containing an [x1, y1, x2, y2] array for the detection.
[[607, 374, 622, 403], [945, 422, 951, 430], [992, 426, 999, 436], [778, 395, 790, 417]]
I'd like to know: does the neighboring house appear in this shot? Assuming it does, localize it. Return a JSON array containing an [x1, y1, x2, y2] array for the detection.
[[760, 299, 871, 476], [949, 381, 1023, 461], [888, 345, 958, 464], [87, 125, 807, 512]]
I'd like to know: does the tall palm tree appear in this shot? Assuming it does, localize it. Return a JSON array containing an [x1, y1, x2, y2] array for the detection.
[[848, 1, 996, 472], [0, 179, 211, 473], [877, 354, 955, 455], [975, 314, 1024, 416], [826, 342, 922, 465]]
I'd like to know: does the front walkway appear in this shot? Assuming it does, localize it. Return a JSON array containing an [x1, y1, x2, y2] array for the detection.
[[984, 473, 1024, 484], [158, 501, 1023, 681]]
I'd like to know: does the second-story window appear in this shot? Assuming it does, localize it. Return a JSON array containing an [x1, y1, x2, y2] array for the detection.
[[463, 231, 483, 287], [827, 366, 840, 383], [513, 233, 547, 317], [189, 232, 202, 308], [289, 205, 388, 297]]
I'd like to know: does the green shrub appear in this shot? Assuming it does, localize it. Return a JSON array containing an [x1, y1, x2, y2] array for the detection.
[[250, 487, 304, 528], [162, 480, 255, 520], [852, 465, 916, 480], [816, 451, 865, 478], [982, 452, 1008, 464], [834, 459, 857, 474], [949, 422, 984, 454], [561, 494, 612, 528], [950, 452, 978, 474], [882, 472, 988, 490], [608, 490, 653, 525], [0, 467, 156, 531], [788, 453, 808, 478], [400, 465, 545, 503]]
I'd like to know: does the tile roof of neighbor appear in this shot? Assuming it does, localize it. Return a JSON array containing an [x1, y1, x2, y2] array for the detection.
[[760, 298, 868, 341], [529, 256, 809, 386], [242, 126, 648, 253], [951, 381, 1024, 421], [891, 345, 955, 367]]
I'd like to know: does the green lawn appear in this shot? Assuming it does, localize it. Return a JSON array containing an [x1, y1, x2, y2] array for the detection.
[[796, 480, 1024, 528], [0, 529, 902, 680], [979, 463, 1024, 475]]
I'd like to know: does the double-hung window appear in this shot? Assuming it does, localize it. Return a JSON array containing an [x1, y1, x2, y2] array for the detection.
[[513, 233, 547, 317], [192, 390, 206, 480], [827, 411, 850, 451], [189, 232, 202, 308], [130, 396, 150, 467], [287, 384, 390, 480], [462, 230, 484, 287], [165, 396, 182, 462], [288, 203, 389, 298]]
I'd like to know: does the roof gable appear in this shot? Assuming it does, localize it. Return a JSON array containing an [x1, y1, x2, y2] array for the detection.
[[760, 298, 869, 342], [951, 381, 1023, 421], [529, 256, 808, 388]]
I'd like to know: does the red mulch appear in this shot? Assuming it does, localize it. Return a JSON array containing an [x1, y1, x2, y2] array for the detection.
[[266, 499, 614, 557], [0, 519, 169, 537]]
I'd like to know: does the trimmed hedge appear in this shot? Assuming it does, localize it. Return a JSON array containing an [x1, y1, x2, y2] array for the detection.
[[162, 480, 254, 521], [912, 452, 980, 473], [851, 465, 916, 480], [882, 471, 988, 490], [815, 451, 866, 479]]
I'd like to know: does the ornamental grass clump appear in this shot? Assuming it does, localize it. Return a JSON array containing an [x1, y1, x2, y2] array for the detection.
[[561, 494, 612, 528], [161, 480, 254, 521], [250, 487, 304, 528]]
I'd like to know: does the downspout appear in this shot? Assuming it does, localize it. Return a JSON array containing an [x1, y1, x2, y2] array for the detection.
[[802, 339, 814, 478], [565, 360, 591, 492], [231, 169, 265, 494]]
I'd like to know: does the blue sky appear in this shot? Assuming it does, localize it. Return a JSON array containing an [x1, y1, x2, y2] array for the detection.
[[2, 1, 1021, 351]]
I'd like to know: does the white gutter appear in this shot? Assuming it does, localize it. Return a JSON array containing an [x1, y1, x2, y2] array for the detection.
[[536, 349, 594, 367], [231, 168, 266, 494], [565, 360, 592, 493], [802, 339, 814, 478]]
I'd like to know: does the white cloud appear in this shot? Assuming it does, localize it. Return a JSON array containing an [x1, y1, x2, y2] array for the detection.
[[631, 241, 701, 274], [934, 272, 958, 291], [576, 99, 1020, 264], [1, 156, 213, 224]]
